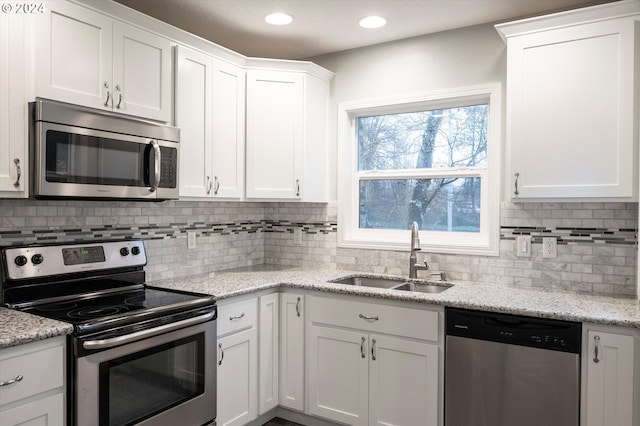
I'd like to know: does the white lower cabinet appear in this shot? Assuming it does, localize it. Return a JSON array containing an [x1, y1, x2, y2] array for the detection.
[[581, 324, 640, 426], [259, 293, 279, 414], [217, 298, 258, 426], [279, 293, 305, 411], [0, 336, 66, 426], [307, 295, 442, 426]]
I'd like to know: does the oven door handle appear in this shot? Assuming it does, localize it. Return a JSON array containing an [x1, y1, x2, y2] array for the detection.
[[82, 311, 215, 350]]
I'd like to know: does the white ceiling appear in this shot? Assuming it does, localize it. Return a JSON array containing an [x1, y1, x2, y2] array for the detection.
[[114, 0, 616, 60]]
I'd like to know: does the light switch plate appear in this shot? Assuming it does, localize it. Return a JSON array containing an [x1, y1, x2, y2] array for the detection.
[[187, 231, 196, 249]]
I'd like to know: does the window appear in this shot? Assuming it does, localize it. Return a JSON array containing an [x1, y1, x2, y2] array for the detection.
[[337, 84, 501, 255]]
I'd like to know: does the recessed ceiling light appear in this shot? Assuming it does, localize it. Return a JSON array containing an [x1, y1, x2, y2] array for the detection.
[[265, 12, 293, 26], [359, 16, 387, 29]]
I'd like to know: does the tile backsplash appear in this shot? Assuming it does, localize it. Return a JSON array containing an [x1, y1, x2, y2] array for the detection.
[[0, 199, 636, 296]]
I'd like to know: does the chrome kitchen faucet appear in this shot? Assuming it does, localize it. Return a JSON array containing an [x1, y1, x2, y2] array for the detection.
[[409, 221, 448, 281], [409, 221, 429, 278]]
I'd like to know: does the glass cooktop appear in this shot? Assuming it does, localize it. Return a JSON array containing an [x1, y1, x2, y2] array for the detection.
[[19, 287, 215, 326]]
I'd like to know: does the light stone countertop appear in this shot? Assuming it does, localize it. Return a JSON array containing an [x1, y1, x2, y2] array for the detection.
[[2, 266, 640, 350], [0, 307, 73, 350], [151, 266, 640, 329]]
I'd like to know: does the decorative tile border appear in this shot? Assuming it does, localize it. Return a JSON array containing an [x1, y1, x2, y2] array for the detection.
[[500, 226, 637, 245], [0, 220, 339, 246]]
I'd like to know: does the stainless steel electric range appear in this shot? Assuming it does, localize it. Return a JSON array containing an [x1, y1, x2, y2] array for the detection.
[[0, 239, 217, 426]]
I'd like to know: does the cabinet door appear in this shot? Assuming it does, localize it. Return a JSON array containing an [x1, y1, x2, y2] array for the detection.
[[369, 335, 439, 426], [0, 11, 27, 195], [279, 293, 304, 411], [508, 18, 636, 199], [212, 60, 245, 198], [36, 1, 112, 110], [583, 330, 635, 426], [217, 328, 258, 426], [176, 45, 213, 198], [308, 325, 368, 425], [246, 70, 303, 199], [112, 21, 172, 122], [0, 392, 64, 426], [259, 293, 279, 414]]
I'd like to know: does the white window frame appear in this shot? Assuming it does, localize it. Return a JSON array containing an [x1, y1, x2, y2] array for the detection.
[[337, 83, 501, 256]]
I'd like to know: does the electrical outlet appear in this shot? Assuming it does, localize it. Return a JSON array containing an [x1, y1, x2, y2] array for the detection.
[[293, 228, 302, 245], [515, 236, 531, 257], [187, 231, 196, 249], [542, 237, 557, 258]]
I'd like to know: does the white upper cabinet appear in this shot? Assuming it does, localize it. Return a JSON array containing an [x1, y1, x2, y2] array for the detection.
[[176, 45, 245, 199], [0, 11, 28, 197], [497, 2, 640, 200], [211, 60, 245, 198], [246, 70, 304, 200], [246, 67, 332, 201], [36, 1, 172, 122]]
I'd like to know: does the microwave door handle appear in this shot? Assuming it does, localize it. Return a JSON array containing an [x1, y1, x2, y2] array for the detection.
[[149, 140, 161, 192]]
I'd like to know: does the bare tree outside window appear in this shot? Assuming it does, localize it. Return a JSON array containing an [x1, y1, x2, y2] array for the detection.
[[357, 105, 488, 232]]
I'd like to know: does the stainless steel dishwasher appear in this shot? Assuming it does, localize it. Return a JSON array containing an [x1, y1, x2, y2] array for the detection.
[[445, 308, 581, 426]]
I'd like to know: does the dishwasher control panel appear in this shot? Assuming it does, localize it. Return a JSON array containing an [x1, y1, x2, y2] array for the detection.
[[446, 308, 581, 353]]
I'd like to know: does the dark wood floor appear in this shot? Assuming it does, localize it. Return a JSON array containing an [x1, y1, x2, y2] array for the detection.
[[261, 417, 305, 426]]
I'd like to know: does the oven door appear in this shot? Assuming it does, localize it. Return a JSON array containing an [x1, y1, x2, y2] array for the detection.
[[75, 316, 216, 426], [34, 121, 178, 200]]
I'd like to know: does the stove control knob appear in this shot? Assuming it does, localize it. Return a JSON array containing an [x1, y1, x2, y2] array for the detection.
[[14, 255, 28, 267], [31, 254, 44, 265], [120, 247, 130, 257], [131, 246, 141, 256]]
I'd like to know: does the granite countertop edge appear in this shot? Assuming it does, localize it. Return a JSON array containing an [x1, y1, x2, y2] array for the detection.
[[155, 268, 640, 329], [2, 267, 639, 349]]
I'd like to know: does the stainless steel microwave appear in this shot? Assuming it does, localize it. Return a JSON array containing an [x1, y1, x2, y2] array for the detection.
[[30, 98, 180, 200]]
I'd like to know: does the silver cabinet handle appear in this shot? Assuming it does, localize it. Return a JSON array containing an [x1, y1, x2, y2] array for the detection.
[[214, 176, 220, 195], [359, 313, 379, 321], [206, 176, 213, 194], [514, 172, 520, 195], [0, 375, 23, 387], [13, 158, 21, 187], [371, 338, 377, 361], [360, 337, 366, 359], [115, 84, 122, 109], [296, 297, 301, 317], [104, 82, 111, 107], [218, 343, 224, 366], [593, 335, 600, 363], [229, 312, 245, 321], [295, 179, 300, 197], [149, 140, 161, 193]]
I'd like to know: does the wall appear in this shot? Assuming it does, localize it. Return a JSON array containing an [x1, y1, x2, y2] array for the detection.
[[0, 199, 266, 282]]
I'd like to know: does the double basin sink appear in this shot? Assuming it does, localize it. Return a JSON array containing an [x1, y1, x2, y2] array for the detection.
[[329, 275, 452, 294]]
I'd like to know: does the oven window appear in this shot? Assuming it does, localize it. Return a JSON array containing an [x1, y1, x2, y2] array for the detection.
[[45, 130, 145, 186], [99, 333, 205, 426]]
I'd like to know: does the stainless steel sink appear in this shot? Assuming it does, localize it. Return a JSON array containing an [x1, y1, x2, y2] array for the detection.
[[390, 282, 451, 294], [329, 275, 452, 293], [329, 275, 408, 289]]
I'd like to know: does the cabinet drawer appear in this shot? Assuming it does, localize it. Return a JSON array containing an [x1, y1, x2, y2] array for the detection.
[[218, 298, 258, 337], [0, 343, 64, 406], [309, 296, 440, 342]]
